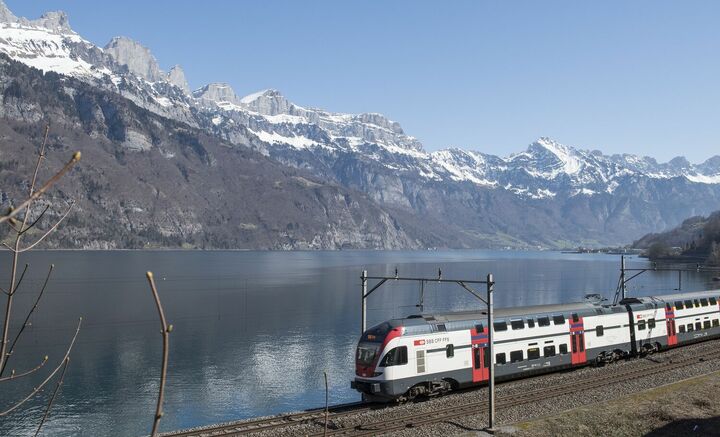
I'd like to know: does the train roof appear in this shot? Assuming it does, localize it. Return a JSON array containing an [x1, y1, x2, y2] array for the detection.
[[641, 289, 719, 303], [383, 289, 720, 333]]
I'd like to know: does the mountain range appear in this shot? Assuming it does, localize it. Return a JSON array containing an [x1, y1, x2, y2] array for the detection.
[[1, 1, 720, 249]]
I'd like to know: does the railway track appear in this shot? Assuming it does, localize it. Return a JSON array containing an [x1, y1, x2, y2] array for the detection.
[[165, 346, 720, 437], [314, 347, 720, 436]]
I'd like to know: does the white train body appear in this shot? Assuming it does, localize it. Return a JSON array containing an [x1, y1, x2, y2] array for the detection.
[[352, 290, 720, 400]]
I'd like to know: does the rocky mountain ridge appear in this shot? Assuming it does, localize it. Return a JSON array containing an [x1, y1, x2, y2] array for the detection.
[[2, 1, 720, 248]]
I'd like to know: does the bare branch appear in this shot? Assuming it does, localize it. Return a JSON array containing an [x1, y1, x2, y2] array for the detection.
[[0, 317, 81, 417], [34, 357, 70, 437], [146, 272, 171, 437], [19, 205, 50, 235], [18, 204, 74, 253], [8, 263, 29, 297], [28, 126, 50, 200], [1, 242, 16, 252], [19, 125, 51, 233], [0, 356, 48, 383], [1, 264, 54, 377], [0, 151, 81, 226]]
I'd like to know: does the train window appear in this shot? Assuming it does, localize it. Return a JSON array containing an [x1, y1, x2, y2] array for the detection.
[[544, 345, 556, 357], [665, 303, 672, 311], [494, 321, 508, 332], [571, 335, 577, 353], [553, 315, 566, 325], [511, 319, 524, 330], [527, 347, 540, 360], [496, 353, 506, 365], [703, 321, 712, 330], [679, 325, 686, 333], [484, 349, 491, 368], [596, 325, 604, 337], [446, 344, 454, 358], [527, 319, 535, 328], [675, 301, 684, 310], [571, 313, 579, 322], [379, 346, 408, 367], [685, 300, 693, 309], [687, 324, 694, 332], [510, 350, 523, 363], [696, 322, 702, 331], [701, 299, 709, 307], [637, 320, 646, 331], [713, 320, 720, 328], [538, 316, 550, 327], [694, 299, 700, 308], [710, 298, 718, 306], [559, 344, 568, 354], [436, 324, 447, 332], [579, 335, 585, 352], [475, 324, 484, 333], [648, 319, 656, 329]]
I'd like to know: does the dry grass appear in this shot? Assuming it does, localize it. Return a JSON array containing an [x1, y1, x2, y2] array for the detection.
[[501, 371, 720, 437]]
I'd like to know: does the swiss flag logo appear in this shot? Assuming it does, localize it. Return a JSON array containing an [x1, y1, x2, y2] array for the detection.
[[414, 339, 425, 346]]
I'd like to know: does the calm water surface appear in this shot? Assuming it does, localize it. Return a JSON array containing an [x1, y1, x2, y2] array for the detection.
[[0, 250, 717, 436]]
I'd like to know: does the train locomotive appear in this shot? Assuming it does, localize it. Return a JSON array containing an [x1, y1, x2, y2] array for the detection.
[[351, 290, 720, 401]]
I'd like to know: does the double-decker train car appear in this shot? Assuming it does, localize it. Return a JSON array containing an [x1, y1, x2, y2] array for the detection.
[[351, 290, 720, 401]]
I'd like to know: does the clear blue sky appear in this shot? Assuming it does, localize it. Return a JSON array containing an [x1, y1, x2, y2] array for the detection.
[[6, 1, 720, 162]]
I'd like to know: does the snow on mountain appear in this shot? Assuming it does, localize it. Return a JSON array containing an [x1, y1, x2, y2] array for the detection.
[[0, 0, 719, 203], [0, 10, 108, 79]]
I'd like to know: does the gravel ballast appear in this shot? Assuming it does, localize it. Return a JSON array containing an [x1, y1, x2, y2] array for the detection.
[[496, 370, 720, 437]]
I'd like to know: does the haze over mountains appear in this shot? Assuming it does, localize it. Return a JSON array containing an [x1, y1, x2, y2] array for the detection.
[[1, 2, 720, 249]]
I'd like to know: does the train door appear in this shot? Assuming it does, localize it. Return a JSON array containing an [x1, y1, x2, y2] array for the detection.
[[569, 316, 587, 365], [471, 325, 489, 382], [665, 304, 678, 346]]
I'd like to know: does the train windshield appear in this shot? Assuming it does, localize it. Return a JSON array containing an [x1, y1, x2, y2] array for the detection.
[[361, 322, 391, 342], [356, 342, 380, 366], [356, 322, 391, 366]]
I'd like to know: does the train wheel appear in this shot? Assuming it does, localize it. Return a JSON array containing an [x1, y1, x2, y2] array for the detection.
[[442, 378, 459, 393]]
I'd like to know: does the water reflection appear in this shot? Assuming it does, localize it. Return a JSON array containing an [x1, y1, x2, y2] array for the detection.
[[0, 250, 716, 436]]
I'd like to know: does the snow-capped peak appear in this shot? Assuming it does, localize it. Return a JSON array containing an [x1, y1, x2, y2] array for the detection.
[[32, 11, 73, 34], [526, 137, 583, 175], [239, 89, 279, 105], [240, 89, 294, 116], [0, 1, 74, 35], [193, 83, 243, 110]]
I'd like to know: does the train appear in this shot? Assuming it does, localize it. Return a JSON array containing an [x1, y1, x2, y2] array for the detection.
[[351, 290, 720, 402]]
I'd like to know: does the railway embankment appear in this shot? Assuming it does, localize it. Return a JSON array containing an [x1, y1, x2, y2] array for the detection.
[[165, 339, 720, 436], [494, 370, 720, 437]]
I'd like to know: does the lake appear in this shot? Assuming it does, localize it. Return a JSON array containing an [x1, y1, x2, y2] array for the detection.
[[0, 250, 717, 436]]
